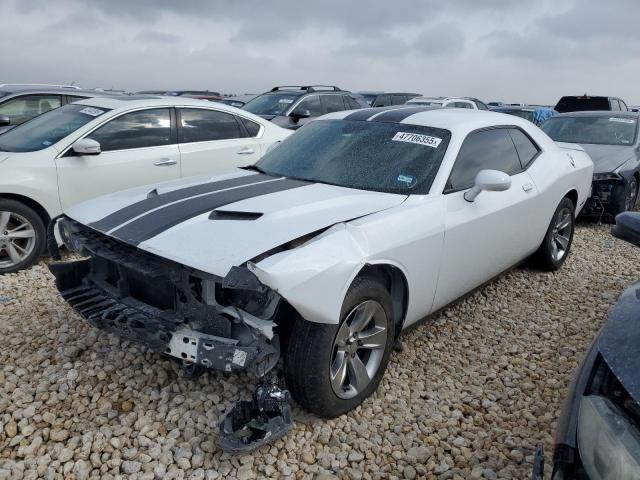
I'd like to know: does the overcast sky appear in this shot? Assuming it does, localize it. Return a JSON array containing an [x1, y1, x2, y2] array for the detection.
[[2, 0, 639, 105]]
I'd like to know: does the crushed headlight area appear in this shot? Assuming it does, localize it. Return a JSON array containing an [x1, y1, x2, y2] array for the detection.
[[47, 217, 293, 453]]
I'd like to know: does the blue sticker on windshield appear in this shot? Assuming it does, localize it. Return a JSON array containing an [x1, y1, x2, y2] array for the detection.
[[397, 174, 417, 188]]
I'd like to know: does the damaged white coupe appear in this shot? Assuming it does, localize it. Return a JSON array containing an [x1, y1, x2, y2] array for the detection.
[[48, 107, 593, 451]]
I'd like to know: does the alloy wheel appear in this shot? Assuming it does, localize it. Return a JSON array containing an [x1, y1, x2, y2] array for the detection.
[[550, 207, 573, 262], [330, 300, 388, 399], [0, 211, 37, 269]]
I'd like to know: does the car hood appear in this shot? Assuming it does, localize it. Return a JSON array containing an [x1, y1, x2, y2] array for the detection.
[[579, 144, 636, 174], [598, 280, 640, 404], [66, 170, 407, 276]]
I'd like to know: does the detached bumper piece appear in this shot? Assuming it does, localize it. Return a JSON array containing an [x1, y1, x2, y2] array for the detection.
[[218, 379, 293, 453]]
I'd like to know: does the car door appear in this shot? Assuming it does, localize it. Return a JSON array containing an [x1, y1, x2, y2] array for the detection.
[[431, 127, 541, 311], [55, 107, 180, 210], [177, 107, 261, 177]]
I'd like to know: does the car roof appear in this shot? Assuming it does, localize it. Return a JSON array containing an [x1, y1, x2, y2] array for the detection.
[[322, 106, 535, 132], [554, 110, 640, 118], [357, 91, 421, 95], [0, 85, 121, 97], [74, 95, 244, 111]]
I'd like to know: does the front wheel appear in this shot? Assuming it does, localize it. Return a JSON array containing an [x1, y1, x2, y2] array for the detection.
[[612, 176, 639, 216], [531, 197, 575, 271], [283, 275, 395, 418], [0, 199, 46, 274]]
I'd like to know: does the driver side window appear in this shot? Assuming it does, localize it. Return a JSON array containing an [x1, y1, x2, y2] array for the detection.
[[86, 108, 172, 151], [446, 128, 522, 192]]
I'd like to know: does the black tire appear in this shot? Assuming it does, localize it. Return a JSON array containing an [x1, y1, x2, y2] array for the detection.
[[0, 199, 46, 274], [612, 176, 639, 216], [284, 275, 395, 418], [531, 197, 575, 271]]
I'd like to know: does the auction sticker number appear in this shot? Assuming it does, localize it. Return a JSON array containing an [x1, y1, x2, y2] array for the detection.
[[392, 132, 442, 148]]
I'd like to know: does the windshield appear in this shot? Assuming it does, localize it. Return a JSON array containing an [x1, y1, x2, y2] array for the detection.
[[541, 116, 638, 146], [243, 93, 301, 116], [360, 94, 377, 106], [497, 109, 535, 122], [555, 96, 609, 113], [409, 100, 443, 106], [0, 103, 110, 152], [256, 119, 451, 195]]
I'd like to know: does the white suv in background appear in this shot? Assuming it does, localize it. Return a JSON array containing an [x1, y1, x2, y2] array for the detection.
[[406, 96, 490, 110], [0, 95, 291, 273]]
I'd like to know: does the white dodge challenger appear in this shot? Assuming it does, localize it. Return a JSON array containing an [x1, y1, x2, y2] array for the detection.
[[49, 107, 592, 446]]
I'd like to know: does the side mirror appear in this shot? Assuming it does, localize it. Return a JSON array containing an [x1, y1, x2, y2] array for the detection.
[[290, 109, 311, 122], [464, 169, 511, 202], [72, 138, 101, 156], [0, 115, 10, 127]]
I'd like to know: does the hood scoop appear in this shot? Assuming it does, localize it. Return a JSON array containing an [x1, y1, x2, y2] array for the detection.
[[209, 210, 263, 221]]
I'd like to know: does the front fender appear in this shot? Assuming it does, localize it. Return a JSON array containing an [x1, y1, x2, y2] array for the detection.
[[250, 223, 365, 324]]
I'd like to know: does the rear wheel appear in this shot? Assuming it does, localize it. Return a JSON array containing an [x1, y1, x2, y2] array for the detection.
[[284, 275, 394, 418], [0, 200, 46, 274], [531, 197, 575, 271]]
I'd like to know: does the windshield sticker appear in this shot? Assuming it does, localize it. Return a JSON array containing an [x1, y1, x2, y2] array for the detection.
[[278, 98, 294, 104], [42, 140, 52, 146], [79, 107, 105, 117], [392, 132, 442, 148], [397, 174, 417, 188], [609, 117, 635, 124]]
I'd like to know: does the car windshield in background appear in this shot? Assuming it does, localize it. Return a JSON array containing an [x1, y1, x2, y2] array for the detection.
[[0, 91, 8, 99], [496, 109, 534, 122], [360, 94, 377, 106], [555, 96, 609, 113], [243, 93, 300, 116], [256, 119, 451, 195], [411, 101, 443, 107], [541, 116, 637, 146], [0, 103, 110, 152]]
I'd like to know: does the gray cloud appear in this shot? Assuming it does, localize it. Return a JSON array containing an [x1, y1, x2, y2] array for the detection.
[[2, 0, 640, 105], [135, 30, 181, 44]]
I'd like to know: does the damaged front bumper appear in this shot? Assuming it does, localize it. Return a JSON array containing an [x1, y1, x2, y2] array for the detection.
[[48, 217, 293, 451]]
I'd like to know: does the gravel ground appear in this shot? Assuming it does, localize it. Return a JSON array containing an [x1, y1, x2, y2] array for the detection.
[[1, 222, 639, 480]]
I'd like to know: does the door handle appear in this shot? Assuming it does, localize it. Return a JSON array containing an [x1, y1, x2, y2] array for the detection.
[[236, 147, 255, 155], [154, 158, 177, 166], [522, 183, 533, 192]]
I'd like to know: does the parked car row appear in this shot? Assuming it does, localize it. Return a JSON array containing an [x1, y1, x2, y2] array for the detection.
[[1, 80, 638, 461]]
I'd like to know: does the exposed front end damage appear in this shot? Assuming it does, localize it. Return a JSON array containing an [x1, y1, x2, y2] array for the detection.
[[48, 217, 293, 451]]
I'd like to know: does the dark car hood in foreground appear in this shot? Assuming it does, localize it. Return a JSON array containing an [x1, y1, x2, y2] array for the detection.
[[598, 280, 640, 404], [580, 144, 636, 174]]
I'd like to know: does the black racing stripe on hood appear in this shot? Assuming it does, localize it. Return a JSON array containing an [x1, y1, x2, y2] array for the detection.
[[109, 178, 311, 245], [90, 173, 273, 232], [368, 106, 433, 123]]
